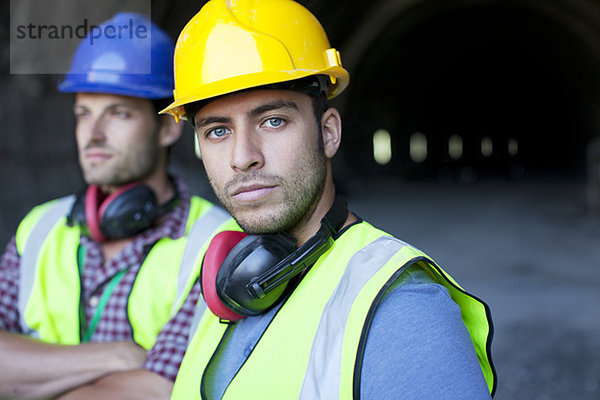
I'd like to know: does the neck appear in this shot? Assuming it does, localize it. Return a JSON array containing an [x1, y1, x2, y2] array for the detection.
[[101, 238, 131, 261], [289, 178, 355, 246], [101, 170, 174, 206], [144, 171, 176, 205]]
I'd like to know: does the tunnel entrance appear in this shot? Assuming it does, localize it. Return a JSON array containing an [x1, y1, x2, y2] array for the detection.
[[341, 1, 600, 182]]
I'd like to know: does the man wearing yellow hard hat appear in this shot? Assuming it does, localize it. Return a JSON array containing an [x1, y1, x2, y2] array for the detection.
[[162, 0, 496, 398]]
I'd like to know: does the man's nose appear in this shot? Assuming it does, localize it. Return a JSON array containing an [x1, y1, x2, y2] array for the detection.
[[79, 115, 107, 145], [230, 129, 264, 172]]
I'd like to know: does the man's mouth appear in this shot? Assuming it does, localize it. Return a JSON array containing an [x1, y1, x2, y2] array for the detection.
[[231, 183, 276, 202], [84, 150, 112, 163]]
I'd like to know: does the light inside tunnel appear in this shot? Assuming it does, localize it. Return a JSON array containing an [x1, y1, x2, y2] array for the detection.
[[481, 137, 493, 157], [410, 132, 428, 163], [449, 134, 463, 160], [373, 129, 392, 165], [508, 138, 519, 156]]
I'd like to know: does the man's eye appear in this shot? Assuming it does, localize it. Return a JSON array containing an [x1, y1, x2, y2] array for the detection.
[[264, 117, 284, 128], [112, 110, 131, 119], [207, 127, 230, 138]]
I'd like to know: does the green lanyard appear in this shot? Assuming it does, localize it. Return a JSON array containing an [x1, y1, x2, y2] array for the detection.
[[77, 245, 128, 343]]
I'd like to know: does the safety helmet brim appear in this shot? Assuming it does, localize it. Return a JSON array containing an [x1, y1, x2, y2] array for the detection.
[[160, 65, 349, 120], [58, 73, 174, 100]]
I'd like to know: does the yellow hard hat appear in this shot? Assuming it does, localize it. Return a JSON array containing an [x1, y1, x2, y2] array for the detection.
[[161, 0, 349, 120]]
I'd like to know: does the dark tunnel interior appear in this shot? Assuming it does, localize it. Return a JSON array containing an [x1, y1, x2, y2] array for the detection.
[[340, 2, 600, 182]]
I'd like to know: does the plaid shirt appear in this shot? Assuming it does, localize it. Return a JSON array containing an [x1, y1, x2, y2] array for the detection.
[[0, 176, 204, 382]]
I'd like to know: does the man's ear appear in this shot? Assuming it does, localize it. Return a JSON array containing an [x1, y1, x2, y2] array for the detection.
[[321, 107, 342, 158], [158, 115, 184, 147]]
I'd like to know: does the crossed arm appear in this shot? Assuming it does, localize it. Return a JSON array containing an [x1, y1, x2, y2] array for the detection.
[[0, 329, 177, 400], [54, 369, 172, 400], [0, 330, 172, 400]]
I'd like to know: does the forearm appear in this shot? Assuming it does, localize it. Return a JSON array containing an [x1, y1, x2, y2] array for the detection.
[[54, 370, 173, 400], [0, 331, 145, 400]]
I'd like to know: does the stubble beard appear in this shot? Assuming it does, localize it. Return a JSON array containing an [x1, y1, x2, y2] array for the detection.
[[80, 131, 161, 188], [211, 144, 327, 235]]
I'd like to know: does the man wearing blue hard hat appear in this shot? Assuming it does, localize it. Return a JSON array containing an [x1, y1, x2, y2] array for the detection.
[[0, 12, 236, 399]]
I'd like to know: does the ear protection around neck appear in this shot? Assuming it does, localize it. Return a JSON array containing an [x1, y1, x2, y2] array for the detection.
[[202, 196, 348, 321], [68, 181, 179, 242]]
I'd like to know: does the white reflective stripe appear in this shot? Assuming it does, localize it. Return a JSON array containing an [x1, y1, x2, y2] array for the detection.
[[188, 297, 208, 347], [171, 205, 231, 315], [299, 236, 406, 399], [18, 196, 76, 337]]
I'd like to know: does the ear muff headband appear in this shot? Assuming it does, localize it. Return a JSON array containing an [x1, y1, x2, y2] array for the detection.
[[244, 224, 334, 300], [203, 196, 348, 321]]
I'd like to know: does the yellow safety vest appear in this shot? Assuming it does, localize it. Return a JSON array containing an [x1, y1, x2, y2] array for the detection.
[[172, 221, 496, 399], [14, 195, 237, 349]]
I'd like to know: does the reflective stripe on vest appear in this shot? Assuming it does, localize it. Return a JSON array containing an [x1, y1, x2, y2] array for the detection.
[[299, 236, 406, 399], [171, 205, 232, 315], [18, 196, 76, 338], [187, 298, 208, 348], [16, 196, 234, 346]]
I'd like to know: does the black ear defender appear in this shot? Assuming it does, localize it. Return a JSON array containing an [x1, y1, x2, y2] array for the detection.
[[202, 195, 348, 321], [68, 181, 180, 242]]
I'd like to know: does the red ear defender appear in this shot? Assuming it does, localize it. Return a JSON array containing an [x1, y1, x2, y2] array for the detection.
[[97, 182, 147, 222], [203, 196, 348, 321], [85, 185, 108, 242], [202, 231, 249, 321], [84, 182, 151, 242]]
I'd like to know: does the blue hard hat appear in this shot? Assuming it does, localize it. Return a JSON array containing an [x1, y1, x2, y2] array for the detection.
[[58, 12, 174, 99]]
